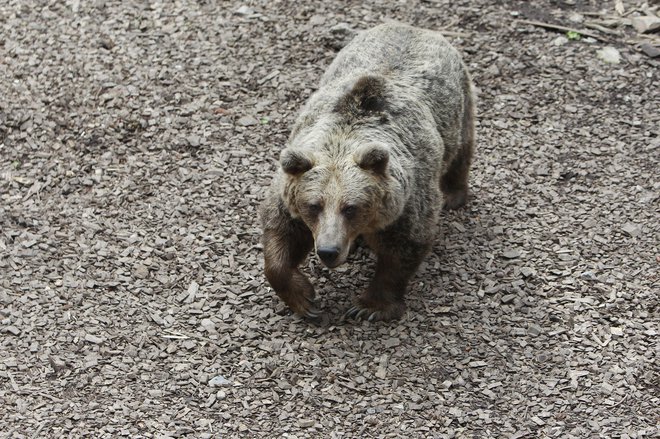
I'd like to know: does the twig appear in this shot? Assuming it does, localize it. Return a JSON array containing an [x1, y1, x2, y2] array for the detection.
[[612, 394, 628, 408], [7, 370, 19, 392], [439, 17, 460, 30], [621, 8, 641, 18], [584, 21, 621, 36], [161, 333, 190, 339], [35, 391, 63, 402], [161, 329, 190, 340], [440, 30, 471, 38], [516, 19, 612, 43], [626, 35, 660, 46]]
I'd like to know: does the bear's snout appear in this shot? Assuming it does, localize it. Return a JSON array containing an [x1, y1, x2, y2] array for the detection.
[[317, 246, 341, 268]]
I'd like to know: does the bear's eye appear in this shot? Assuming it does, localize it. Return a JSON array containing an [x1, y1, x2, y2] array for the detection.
[[306, 203, 323, 216], [341, 205, 358, 219]]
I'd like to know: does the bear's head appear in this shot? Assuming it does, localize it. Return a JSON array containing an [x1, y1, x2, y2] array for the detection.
[[279, 141, 406, 268]]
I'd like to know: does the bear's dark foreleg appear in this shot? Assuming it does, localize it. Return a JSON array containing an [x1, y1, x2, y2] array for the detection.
[[263, 220, 318, 319], [345, 234, 430, 321]]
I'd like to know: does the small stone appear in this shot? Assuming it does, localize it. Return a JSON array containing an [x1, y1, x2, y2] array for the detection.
[[570, 370, 589, 387], [640, 43, 660, 58], [486, 64, 500, 76], [601, 382, 614, 394], [200, 318, 216, 333], [185, 280, 199, 303], [610, 327, 624, 337], [216, 390, 227, 400], [330, 23, 355, 38], [328, 23, 357, 50], [596, 47, 621, 65], [614, 0, 625, 14], [298, 419, 315, 428], [568, 13, 584, 23], [520, 267, 535, 277], [187, 134, 200, 147], [383, 338, 400, 348], [502, 249, 521, 259], [531, 416, 546, 426], [3, 325, 20, 335], [151, 312, 165, 326], [85, 334, 104, 344], [99, 36, 115, 50], [0, 290, 11, 304], [631, 16, 660, 34], [528, 324, 542, 337], [468, 360, 487, 368], [536, 165, 549, 176], [553, 36, 568, 46], [133, 263, 149, 279], [564, 104, 578, 113], [237, 115, 258, 126], [621, 222, 641, 237], [580, 271, 596, 281], [451, 221, 466, 232], [492, 119, 508, 129], [49, 356, 68, 372], [209, 375, 232, 387], [235, 5, 254, 16], [309, 15, 325, 26], [501, 294, 516, 304]]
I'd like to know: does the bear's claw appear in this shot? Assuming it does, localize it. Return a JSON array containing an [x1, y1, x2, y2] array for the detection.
[[343, 299, 406, 322], [299, 295, 321, 319], [343, 306, 380, 322], [342, 306, 359, 320]]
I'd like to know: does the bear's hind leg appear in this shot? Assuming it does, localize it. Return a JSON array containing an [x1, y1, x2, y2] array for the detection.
[[263, 221, 318, 319], [441, 152, 471, 210], [345, 237, 430, 321], [441, 76, 475, 210]]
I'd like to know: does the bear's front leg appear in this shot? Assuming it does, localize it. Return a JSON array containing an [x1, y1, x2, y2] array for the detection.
[[263, 220, 318, 319], [345, 234, 430, 321]]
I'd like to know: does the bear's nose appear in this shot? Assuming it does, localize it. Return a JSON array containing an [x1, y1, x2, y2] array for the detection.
[[317, 246, 340, 266]]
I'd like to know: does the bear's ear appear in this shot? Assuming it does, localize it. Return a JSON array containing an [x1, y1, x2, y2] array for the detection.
[[336, 75, 387, 115], [354, 144, 389, 175], [280, 148, 314, 175]]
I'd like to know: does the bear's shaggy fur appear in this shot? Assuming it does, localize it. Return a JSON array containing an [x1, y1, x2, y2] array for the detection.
[[260, 23, 475, 321]]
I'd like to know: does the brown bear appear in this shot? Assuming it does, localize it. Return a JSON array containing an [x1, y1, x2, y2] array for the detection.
[[260, 23, 475, 321]]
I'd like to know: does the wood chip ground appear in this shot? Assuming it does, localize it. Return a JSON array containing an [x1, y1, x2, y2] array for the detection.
[[0, 0, 658, 437]]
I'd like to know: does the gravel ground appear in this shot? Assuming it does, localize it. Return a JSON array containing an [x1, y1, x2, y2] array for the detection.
[[1, 0, 658, 437]]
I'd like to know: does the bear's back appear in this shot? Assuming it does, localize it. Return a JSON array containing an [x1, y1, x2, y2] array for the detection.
[[312, 23, 471, 162], [320, 23, 466, 97]]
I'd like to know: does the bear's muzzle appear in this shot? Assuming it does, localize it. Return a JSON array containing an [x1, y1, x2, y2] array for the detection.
[[317, 246, 341, 268]]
